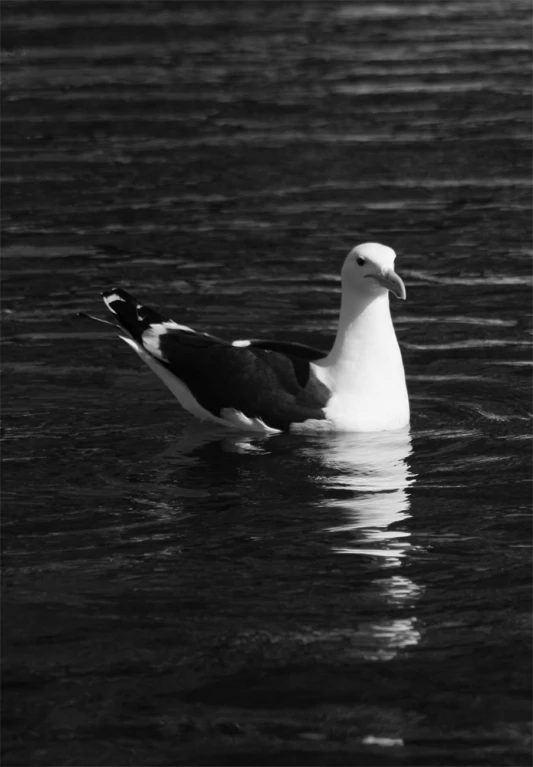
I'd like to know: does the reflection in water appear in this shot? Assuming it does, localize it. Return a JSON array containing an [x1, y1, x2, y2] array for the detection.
[[306, 429, 421, 660], [165, 425, 422, 662], [309, 428, 415, 560], [159, 424, 276, 458]]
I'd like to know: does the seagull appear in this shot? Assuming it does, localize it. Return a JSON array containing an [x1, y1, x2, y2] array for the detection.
[[83, 243, 409, 433]]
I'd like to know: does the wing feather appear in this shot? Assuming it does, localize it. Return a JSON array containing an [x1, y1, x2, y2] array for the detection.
[[102, 288, 330, 430], [157, 332, 329, 431]]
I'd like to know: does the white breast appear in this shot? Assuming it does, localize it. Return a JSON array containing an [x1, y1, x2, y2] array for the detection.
[[311, 355, 409, 433]]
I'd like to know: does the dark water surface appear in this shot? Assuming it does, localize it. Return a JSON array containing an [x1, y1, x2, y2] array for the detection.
[[2, 2, 532, 765]]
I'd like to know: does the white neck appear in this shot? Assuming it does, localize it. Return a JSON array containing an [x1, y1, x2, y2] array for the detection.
[[323, 288, 399, 368], [313, 286, 409, 431]]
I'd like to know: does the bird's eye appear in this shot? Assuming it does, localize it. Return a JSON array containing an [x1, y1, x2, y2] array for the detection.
[[356, 256, 366, 266]]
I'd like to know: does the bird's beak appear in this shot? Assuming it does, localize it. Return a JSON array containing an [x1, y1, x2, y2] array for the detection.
[[366, 269, 407, 300]]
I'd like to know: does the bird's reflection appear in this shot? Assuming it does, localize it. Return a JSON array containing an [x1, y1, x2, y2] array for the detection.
[[155, 423, 421, 660], [300, 428, 421, 659], [305, 428, 415, 563], [160, 427, 416, 569]]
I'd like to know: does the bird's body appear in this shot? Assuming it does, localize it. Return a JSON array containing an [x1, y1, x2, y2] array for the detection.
[[92, 243, 409, 433]]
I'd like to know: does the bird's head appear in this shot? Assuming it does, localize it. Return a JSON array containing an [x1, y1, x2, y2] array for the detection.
[[342, 243, 406, 300]]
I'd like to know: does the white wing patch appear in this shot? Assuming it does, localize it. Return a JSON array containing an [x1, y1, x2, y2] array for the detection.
[[141, 321, 195, 361], [160, 320, 195, 332], [232, 339, 251, 348], [145, 320, 194, 333], [103, 293, 126, 313]]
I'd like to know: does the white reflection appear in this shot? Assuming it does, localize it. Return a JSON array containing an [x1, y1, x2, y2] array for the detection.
[[307, 427, 416, 564], [363, 735, 404, 747], [158, 423, 422, 662], [344, 617, 421, 661], [304, 427, 422, 659]]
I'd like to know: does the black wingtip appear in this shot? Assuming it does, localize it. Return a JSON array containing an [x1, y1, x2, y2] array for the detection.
[[101, 289, 128, 309], [100, 287, 167, 338]]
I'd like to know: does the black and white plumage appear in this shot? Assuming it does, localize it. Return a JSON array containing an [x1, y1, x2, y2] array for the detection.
[[89, 243, 409, 433]]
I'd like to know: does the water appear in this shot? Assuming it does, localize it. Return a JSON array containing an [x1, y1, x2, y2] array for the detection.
[[2, 2, 532, 765]]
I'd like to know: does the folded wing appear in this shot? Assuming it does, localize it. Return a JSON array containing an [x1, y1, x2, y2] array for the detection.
[[102, 289, 329, 431]]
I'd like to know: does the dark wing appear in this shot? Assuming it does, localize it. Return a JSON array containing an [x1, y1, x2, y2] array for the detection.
[[245, 339, 327, 362], [102, 288, 329, 431], [157, 335, 330, 430]]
